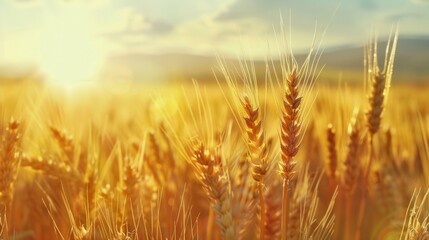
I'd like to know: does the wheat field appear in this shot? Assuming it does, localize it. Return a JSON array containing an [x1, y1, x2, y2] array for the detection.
[[1, 34, 429, 240]]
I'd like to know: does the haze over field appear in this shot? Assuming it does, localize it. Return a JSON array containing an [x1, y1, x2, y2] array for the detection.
[[103, 38, 429, 83]]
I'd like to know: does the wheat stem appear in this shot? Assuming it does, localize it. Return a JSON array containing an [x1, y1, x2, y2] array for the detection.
[[258, 182, 266, 239], [281, 179, 290, 240], [280, 68, 301, 240], [355, 136, 374, 240]]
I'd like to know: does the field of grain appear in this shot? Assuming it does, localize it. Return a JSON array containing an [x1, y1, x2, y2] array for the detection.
[[1, 35, 429, 240]]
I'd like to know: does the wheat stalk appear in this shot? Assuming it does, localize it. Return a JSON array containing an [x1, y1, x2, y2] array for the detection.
[[356, 30, 399, 240], [192, 143, 234, 240], [0, 119, 21, 239], [340, 110, 361, 239], [280, 68, 302, 240], [145, 131, 165, 185], [240, 94, 270, 239], [326, 124, 337, 181], [232, 154, 255, 239], [342, 111, 361, 194], [0, 119, 20, 206]]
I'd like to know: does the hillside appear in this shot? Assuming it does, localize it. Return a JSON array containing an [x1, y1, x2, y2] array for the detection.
[[103, 38, 429, 84]]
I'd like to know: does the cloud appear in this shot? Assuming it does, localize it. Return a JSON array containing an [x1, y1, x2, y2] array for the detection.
[[387, 12, 424, 21], [103, 10, 174, 45], [212, 0, 365, 39], [9, 0, 44, 7], [358, 0, 378, 10], [9, 0, 108, 7], [410, 0, 429, 4], [212, 0, 372, 48], [56, 0, 108, 8], [214, 0, 356, 22], [125, 13, 173, 35], [11, 0, 104, 3], [59, 0, 106, 3], [215, 0, 282, 21], [97, 0, 429, 56]]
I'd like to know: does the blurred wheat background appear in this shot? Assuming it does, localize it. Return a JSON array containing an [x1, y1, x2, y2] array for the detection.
[[1, 0, 429, 240]]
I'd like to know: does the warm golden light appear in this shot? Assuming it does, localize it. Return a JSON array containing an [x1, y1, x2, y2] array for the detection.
[[37, 16, 105, 84]]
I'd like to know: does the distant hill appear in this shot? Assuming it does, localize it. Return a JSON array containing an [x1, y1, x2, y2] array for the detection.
[[320, 38, 429, 82], [102, 37, 429, 84]]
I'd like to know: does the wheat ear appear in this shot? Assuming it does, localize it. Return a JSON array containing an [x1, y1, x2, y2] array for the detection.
[[192, 143, 234, 240], [0, 119, 21, 239], [280, 68, 301, 240], [356, 31, 399, 240], [342, 111, 361, 239], [21, 155, 76, 180], [50, 126, 74, 162], [326, 124, 337, 181], [264, 183, 281, 240], [342, 114, 360, 194], [0, 119, 20, 207], [241, 94, 269, 239]]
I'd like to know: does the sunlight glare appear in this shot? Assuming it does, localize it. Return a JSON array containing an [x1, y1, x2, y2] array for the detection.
[[38, 17, 105, 85]]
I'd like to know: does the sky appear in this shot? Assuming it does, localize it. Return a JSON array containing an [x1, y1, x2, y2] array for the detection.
[[0, 0, 428, 82]]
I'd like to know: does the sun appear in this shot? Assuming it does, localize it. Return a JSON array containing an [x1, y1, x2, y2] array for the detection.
[[37, 16, 105, 85]]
